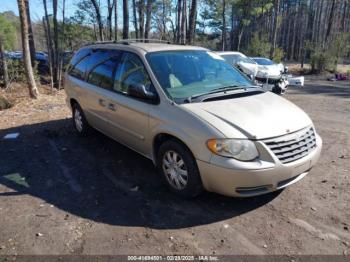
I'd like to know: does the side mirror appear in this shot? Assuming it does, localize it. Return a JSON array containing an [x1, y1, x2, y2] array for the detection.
[[128, 83, 158, 102], [284, 66, 289, 74]]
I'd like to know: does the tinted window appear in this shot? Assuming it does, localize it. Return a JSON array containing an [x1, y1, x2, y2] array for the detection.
[[69, 49, 119, 80], [69, 55, 90, 80], [87, 57, 119, 89], [69, 48, 91, 67], [114, 53, 152, 93]]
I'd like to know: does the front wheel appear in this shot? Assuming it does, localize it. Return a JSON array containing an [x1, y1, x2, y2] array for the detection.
[[157, 140, 204, 198], [72, 103, 91, 136]]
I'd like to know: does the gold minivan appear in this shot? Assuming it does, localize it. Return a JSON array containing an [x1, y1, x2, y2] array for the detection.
[[64, 41, 322, 198]]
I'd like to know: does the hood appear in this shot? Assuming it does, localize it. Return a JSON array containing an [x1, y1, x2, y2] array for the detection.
[[237, 61, 258, 76], [256, 64, 282, 78], [182, 92, 312, 140]]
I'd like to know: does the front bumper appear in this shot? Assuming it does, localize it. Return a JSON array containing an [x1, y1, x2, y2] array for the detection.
[[197, 134, 322, 197]]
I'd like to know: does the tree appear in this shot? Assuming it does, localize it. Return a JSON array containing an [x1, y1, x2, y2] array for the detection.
[[90, 0, 104, 41], [24, 0, 35, 66], [53, 0, 59, 88], [114, 0, 118, 41], [138, 0, 145, 39], [17, 0, 39, 98], [123, 0, 129, 39], [144, 0, 153, 39], [0, 14, 16, 89], [270, 0, 280, 59], [187, 0, 197, 44], [132, 0, 139, 38]]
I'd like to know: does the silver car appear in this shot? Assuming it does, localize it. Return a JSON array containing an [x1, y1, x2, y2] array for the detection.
[[64, 41, 322, 198]]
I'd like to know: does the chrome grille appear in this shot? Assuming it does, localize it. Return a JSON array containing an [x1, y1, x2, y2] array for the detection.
[[264, 127, 316, 164]]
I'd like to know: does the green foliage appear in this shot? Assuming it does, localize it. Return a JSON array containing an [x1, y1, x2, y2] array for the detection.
[[245, 32, 271, 57], [273, 47, 284, 62], [0, 13, 16, 49], [308, 33, 350, 73]]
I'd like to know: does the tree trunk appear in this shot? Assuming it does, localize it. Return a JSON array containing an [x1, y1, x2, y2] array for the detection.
[[270, 0, 280, 59], [114, 0, 118, 41], [325, 0, 335, 45], [187, 0, 197, 44], [132, 0, 139, 38], [144, 0, 153, 39], [123, 0, 129, 39], [0, 38, 9, 89], [176, 0, 182, 43], [42, 17, 53, 90], [53, 0, 59, 88], [43, 0, 53, 89], [180, 0, 187, 44], [17, 0, 39, 98], [90, 0, 104, 41], [221, 0, 226, 51], [107, 0, 114, 40], [24, 0, 36, 67], [138, 0, 145, 39], [230, 3, 234, 51]]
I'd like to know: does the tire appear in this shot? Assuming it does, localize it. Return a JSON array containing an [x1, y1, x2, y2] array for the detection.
[[72, 102, 91, 136], [272, 86, 283, 95], [157, 139, 204, 198]]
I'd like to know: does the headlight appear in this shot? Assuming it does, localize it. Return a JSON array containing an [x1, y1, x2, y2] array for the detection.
[[207, 139, 259, 161]]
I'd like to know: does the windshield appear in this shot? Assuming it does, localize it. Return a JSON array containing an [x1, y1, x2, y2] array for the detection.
[[221, 54, 255, 65], [252, 58, 275, 66], [146, 50, 253, 101]]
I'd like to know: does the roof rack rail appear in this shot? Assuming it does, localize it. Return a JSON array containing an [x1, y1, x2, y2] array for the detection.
[[116, 39, 172, 45], [82, 39, 172, 48]]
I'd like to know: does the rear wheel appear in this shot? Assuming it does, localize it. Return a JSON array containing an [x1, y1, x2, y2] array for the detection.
[[157, 140, 204, 198], [72, 103, 91, 136]]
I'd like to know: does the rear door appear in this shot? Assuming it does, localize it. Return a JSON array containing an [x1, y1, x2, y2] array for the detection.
[[69, 49, 121, 131]]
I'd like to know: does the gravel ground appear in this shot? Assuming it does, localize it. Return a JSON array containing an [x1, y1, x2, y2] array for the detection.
[[0, 78, 349, 256]]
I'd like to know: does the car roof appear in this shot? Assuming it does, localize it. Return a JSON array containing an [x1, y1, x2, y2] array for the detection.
[[251, 57, 270, 60], [84, 42, 208, 53], [216, 51, 244, 56]]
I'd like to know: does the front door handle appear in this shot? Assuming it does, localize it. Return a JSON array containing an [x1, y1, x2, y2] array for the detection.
[[108, 103, 116, 111], [98, 99, 106, 107]]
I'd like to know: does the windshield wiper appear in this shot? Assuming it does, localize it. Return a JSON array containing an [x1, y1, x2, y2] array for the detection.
[[185, 85, 247, 103]]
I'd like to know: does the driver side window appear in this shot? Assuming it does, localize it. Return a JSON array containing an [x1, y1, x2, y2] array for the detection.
[[114, 52, 152, 94]]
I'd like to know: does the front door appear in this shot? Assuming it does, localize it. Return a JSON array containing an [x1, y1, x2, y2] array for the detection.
[[104, 52, 155, 157]]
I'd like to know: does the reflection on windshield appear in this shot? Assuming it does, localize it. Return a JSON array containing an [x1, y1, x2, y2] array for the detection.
[[147, 50, 253, 100]]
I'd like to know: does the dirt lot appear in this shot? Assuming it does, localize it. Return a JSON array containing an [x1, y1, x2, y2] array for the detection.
[[0, 78, 349, 256]]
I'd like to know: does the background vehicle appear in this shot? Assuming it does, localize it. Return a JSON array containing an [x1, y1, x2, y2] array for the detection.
[[65, 41, 322, 198], [251, 57, 289, 95], [217, 51, 258, 79]]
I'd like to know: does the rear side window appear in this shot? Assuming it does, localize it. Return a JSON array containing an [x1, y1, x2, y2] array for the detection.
[[69, 48, 91, 67], [69, 49, 118, 80], [87, 57, 120, 89]]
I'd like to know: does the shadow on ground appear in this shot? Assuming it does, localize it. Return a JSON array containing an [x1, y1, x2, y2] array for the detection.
[[288, 81, 350, 98], [0, 119, 280, 229]]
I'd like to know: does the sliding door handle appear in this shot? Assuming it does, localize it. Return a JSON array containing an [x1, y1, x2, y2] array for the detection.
[[98, 99, 106, 107], [108, 103, 116, 111]]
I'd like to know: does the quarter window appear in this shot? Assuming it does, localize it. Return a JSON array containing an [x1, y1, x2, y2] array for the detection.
[[114, 53, 152, 93]]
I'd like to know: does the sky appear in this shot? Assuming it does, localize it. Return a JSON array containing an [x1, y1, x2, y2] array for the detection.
[[0, 0, 78, 21], [0, 0, 126, 22]]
